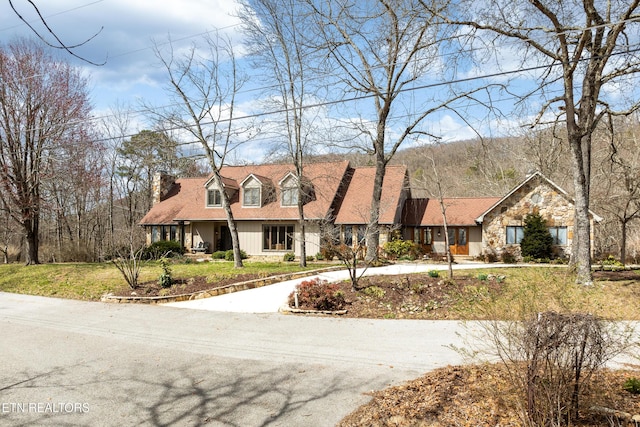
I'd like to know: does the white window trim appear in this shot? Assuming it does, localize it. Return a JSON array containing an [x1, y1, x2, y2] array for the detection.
[[206, 188, 222, 208]]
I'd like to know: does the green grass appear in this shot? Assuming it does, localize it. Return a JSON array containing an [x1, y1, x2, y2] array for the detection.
[[0, 260, 320, 301]]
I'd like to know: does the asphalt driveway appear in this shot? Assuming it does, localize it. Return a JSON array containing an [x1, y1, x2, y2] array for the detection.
[[0, 291, 470, 426]]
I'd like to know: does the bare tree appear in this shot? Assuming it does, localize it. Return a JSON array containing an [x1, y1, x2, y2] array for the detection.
[[0, 38, 93, 264], [306, 0, 486, 263], [428, 0, 640, 284], [239, 0, 322, 267], [150, 33, 251, 268], [596, 114, 640, 264]]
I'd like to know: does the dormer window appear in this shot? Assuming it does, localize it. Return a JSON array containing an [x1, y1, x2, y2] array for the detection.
[[282, 186, 298, 206], [243, 186, 261, 206], [207, 189, 222, 207], [280, 172, 304, 207]]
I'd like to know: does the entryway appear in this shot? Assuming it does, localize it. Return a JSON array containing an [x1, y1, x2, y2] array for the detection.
[[447, 227, 469, 255]]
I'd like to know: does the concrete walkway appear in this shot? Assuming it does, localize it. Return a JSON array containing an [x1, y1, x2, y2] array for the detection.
[[165, 262, 517, 313]]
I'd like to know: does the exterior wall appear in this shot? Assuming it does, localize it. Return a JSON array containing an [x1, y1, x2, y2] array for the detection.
[[191, 222, 215, 250], [237, 221, 321, 257], [481, 178, 576, 259], [468, 226, 483, 257]]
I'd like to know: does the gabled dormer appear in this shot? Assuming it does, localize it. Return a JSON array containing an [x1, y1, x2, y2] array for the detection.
[[240, 174, 274, 207], [279, 171, 315, 207], [203, 175, 239, 208]]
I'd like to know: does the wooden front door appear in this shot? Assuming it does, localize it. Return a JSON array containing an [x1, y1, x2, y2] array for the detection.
[[447, 227, 469, 255]]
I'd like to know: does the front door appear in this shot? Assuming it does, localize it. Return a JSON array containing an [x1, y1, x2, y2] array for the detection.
[[218, 225, 232, 251], [447, 227, 469, 255]]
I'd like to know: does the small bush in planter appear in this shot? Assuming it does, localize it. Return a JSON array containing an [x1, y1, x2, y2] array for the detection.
[[288, 278, 346, 311]]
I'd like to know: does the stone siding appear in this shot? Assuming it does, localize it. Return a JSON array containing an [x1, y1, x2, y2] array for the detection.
[[482, 176, 575, 260]]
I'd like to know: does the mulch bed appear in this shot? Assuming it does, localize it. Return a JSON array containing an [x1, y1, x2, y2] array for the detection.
[[112, 274, 264, 298], [292, 272, 503, 319]]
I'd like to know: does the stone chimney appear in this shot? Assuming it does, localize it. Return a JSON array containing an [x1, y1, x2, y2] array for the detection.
[[152, 171, 175, 205]]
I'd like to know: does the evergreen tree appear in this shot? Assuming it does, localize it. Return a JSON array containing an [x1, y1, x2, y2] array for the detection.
[[520, 213, 553, 259]]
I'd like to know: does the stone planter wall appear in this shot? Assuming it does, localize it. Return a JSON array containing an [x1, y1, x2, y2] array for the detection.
[[101, 266, 342, 304]]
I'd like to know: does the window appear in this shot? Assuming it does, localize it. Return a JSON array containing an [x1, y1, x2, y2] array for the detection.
[[207, 189, 222, 207], [169, 225, 177, 242], [151, 226, 161, 243], [357, 225, 366, 245], [244, 187, 260, 206], [506, 226, 524, 244], [344, 225, 353, 246], [263, 225, 294, 251], [282, 187, 298, 206], [549, 226, 568, 245]]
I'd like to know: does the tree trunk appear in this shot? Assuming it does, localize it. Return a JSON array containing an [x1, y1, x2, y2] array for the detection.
[[298, 203, 307, 267], [568, 134, 593, 285], [24, 219, 40, 265], [620, 219, 627, 266], [366, 153, 385, 263]]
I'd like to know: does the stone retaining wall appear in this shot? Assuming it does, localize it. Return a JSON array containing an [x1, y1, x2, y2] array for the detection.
[[101, 266, 342, 304]]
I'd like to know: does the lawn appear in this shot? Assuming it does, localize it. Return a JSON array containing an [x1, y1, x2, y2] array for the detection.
[[0, 259, 321, 301]]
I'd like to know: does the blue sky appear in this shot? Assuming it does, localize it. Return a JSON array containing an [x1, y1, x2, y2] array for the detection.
[[4, 1, 635, 164]]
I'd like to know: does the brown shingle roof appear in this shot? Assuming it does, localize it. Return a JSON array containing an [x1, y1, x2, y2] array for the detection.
[[403, 197, 501, 226], [333, 165, 408, 225], [139, 161, 350, 225]]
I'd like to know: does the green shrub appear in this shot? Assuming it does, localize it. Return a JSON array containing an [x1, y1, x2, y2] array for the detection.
[[362, 285, 385, 299], [520, 213, 553, 260], [383, 239, 420, 260], [212, 251, 226, 260], [428, 270, 440, 278], [283, 252, 296, 262], [477, 273, 489, 281], [158, 257, 173, 288], [288, 278, 346, 311], [623, 377, 640, 394], [143, 240, 184, 260], [601, 255, 623, 267], [315, 252, 325, 261], [224, 249, 247, 261]]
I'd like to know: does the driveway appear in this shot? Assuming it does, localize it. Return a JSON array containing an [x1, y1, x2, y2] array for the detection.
[[0, 291, 470, 426]]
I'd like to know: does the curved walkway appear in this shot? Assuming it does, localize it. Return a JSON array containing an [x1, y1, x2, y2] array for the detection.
[[165, 262, 518, 313]]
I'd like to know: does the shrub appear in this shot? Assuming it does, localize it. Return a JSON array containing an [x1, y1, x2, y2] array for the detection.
[[212, 251, 226, 260], [143, 240, 184, 260], [383, 239, 420, 260], [477, 273, 488, 281], [520, 213, 553, 260], [288, 278, 346, 311], [224, 249, 247, 261], [624, 378, 640, 394], [362, 285, 385, 299], [601, 255, 623, 267], [158, 257, 173, 288], [428, 270, 440, 278], [315, 252, 325, 261], [283, 252, 295, 262], [501, 247, 518, 264]]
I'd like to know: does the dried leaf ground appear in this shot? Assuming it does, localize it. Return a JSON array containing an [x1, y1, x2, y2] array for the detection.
[[339, 364, 640, 427]]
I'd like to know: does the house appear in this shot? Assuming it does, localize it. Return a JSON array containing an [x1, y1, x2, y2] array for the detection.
[[140, 161, 410, 257], [402, 171, 601, 259], [140, 162, 598, 260]]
